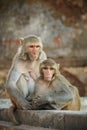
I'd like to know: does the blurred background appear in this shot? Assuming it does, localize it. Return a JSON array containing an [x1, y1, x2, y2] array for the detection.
[[0, 0, 87, 98]]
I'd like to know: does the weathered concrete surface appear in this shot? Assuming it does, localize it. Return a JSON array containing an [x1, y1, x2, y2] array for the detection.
[[0, 121, 56, 130], [0, 0, 87, 61], [0, 98, 87, 130], [16, 110, 87, 130], [0, 109, 87, 130]]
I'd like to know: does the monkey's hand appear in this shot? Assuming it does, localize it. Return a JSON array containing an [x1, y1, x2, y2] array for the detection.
[[31, 96, 49, 109], [26, 95, 32, 102], [18, 100, 32, 110], [29, 71, 38, 81]]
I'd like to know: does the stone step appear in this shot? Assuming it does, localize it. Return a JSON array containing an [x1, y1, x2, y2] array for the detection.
[[0, 121, 56, 130], [0, 98, 87, 130], [0, 108, 87, 130]]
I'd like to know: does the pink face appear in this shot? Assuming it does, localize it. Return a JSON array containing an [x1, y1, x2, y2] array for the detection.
[[42, 66, 55, 81], [26, 43, 40, 60]]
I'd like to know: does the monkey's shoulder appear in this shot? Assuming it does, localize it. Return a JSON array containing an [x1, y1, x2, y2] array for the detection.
[[15, 59, 31, 73], [52, 74, 71, 89]]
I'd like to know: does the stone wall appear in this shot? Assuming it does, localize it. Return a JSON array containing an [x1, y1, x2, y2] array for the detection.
[[0, 0, 87, 60]]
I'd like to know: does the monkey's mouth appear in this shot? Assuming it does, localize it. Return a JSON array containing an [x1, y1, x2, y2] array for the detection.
[[33, 52, 38, 56], [44, 75, 53, 80]]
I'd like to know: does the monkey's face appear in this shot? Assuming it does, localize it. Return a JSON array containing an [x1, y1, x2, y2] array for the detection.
[[42, 66, 55, 81], [19, 35, 43, 60], [26, 43, 41, 60], [40, 59, 59, 81]]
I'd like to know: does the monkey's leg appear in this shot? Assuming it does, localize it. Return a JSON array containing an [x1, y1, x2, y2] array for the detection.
[[8, 105, 20, 125]]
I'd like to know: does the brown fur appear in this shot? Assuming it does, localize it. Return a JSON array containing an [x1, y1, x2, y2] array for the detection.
[[62, 86, 81, 110], [31, 59, 81, 111]]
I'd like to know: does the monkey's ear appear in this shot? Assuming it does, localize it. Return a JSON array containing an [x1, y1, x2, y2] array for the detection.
[[19, 37, 24, 45], [57, 64, 60, 70], [17, 46, 22, 55]]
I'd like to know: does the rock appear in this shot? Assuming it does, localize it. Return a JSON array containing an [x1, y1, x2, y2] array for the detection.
[[0, 98, 87, 130]]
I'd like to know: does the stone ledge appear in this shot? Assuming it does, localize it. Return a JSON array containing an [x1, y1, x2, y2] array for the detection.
[[0, 121, 56, 130], [0, 98, 87, 130], [0, 109, 87, 130]]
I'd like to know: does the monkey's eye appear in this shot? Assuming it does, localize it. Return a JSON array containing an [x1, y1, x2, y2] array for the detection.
[[29, 45, 34, 48], [50, 67, 54, 70], [43, 67, 54, 70], [29, 45, 40, 48], [43, 67, 48, 70], [35, 45, 40, 48]]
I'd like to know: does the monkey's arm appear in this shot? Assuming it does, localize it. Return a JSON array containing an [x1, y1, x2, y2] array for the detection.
[[55, 86, 73, 109], [29, 80, 58, 110], [52, 76, 74, 109], [30, 76, 74, 110], [32, 86, 73, 110], [6, 64, 31, 110], [28, 80, 49, 109], [30, 95, 54, 110]]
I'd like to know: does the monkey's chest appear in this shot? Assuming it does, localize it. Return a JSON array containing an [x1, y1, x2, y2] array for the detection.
[[18, 60, 39, 75], [17, 73, 35, 97], [26, 64, 40, 77], [37, 86, 50, 95]]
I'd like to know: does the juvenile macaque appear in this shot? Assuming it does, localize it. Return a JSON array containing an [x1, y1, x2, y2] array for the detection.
[[5, 35, 47, 124], [30, 59, 81, 110]]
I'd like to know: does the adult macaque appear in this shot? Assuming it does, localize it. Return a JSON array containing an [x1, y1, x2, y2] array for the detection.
[[30, 59, 81, 110], [5, 35, 47, 124]]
